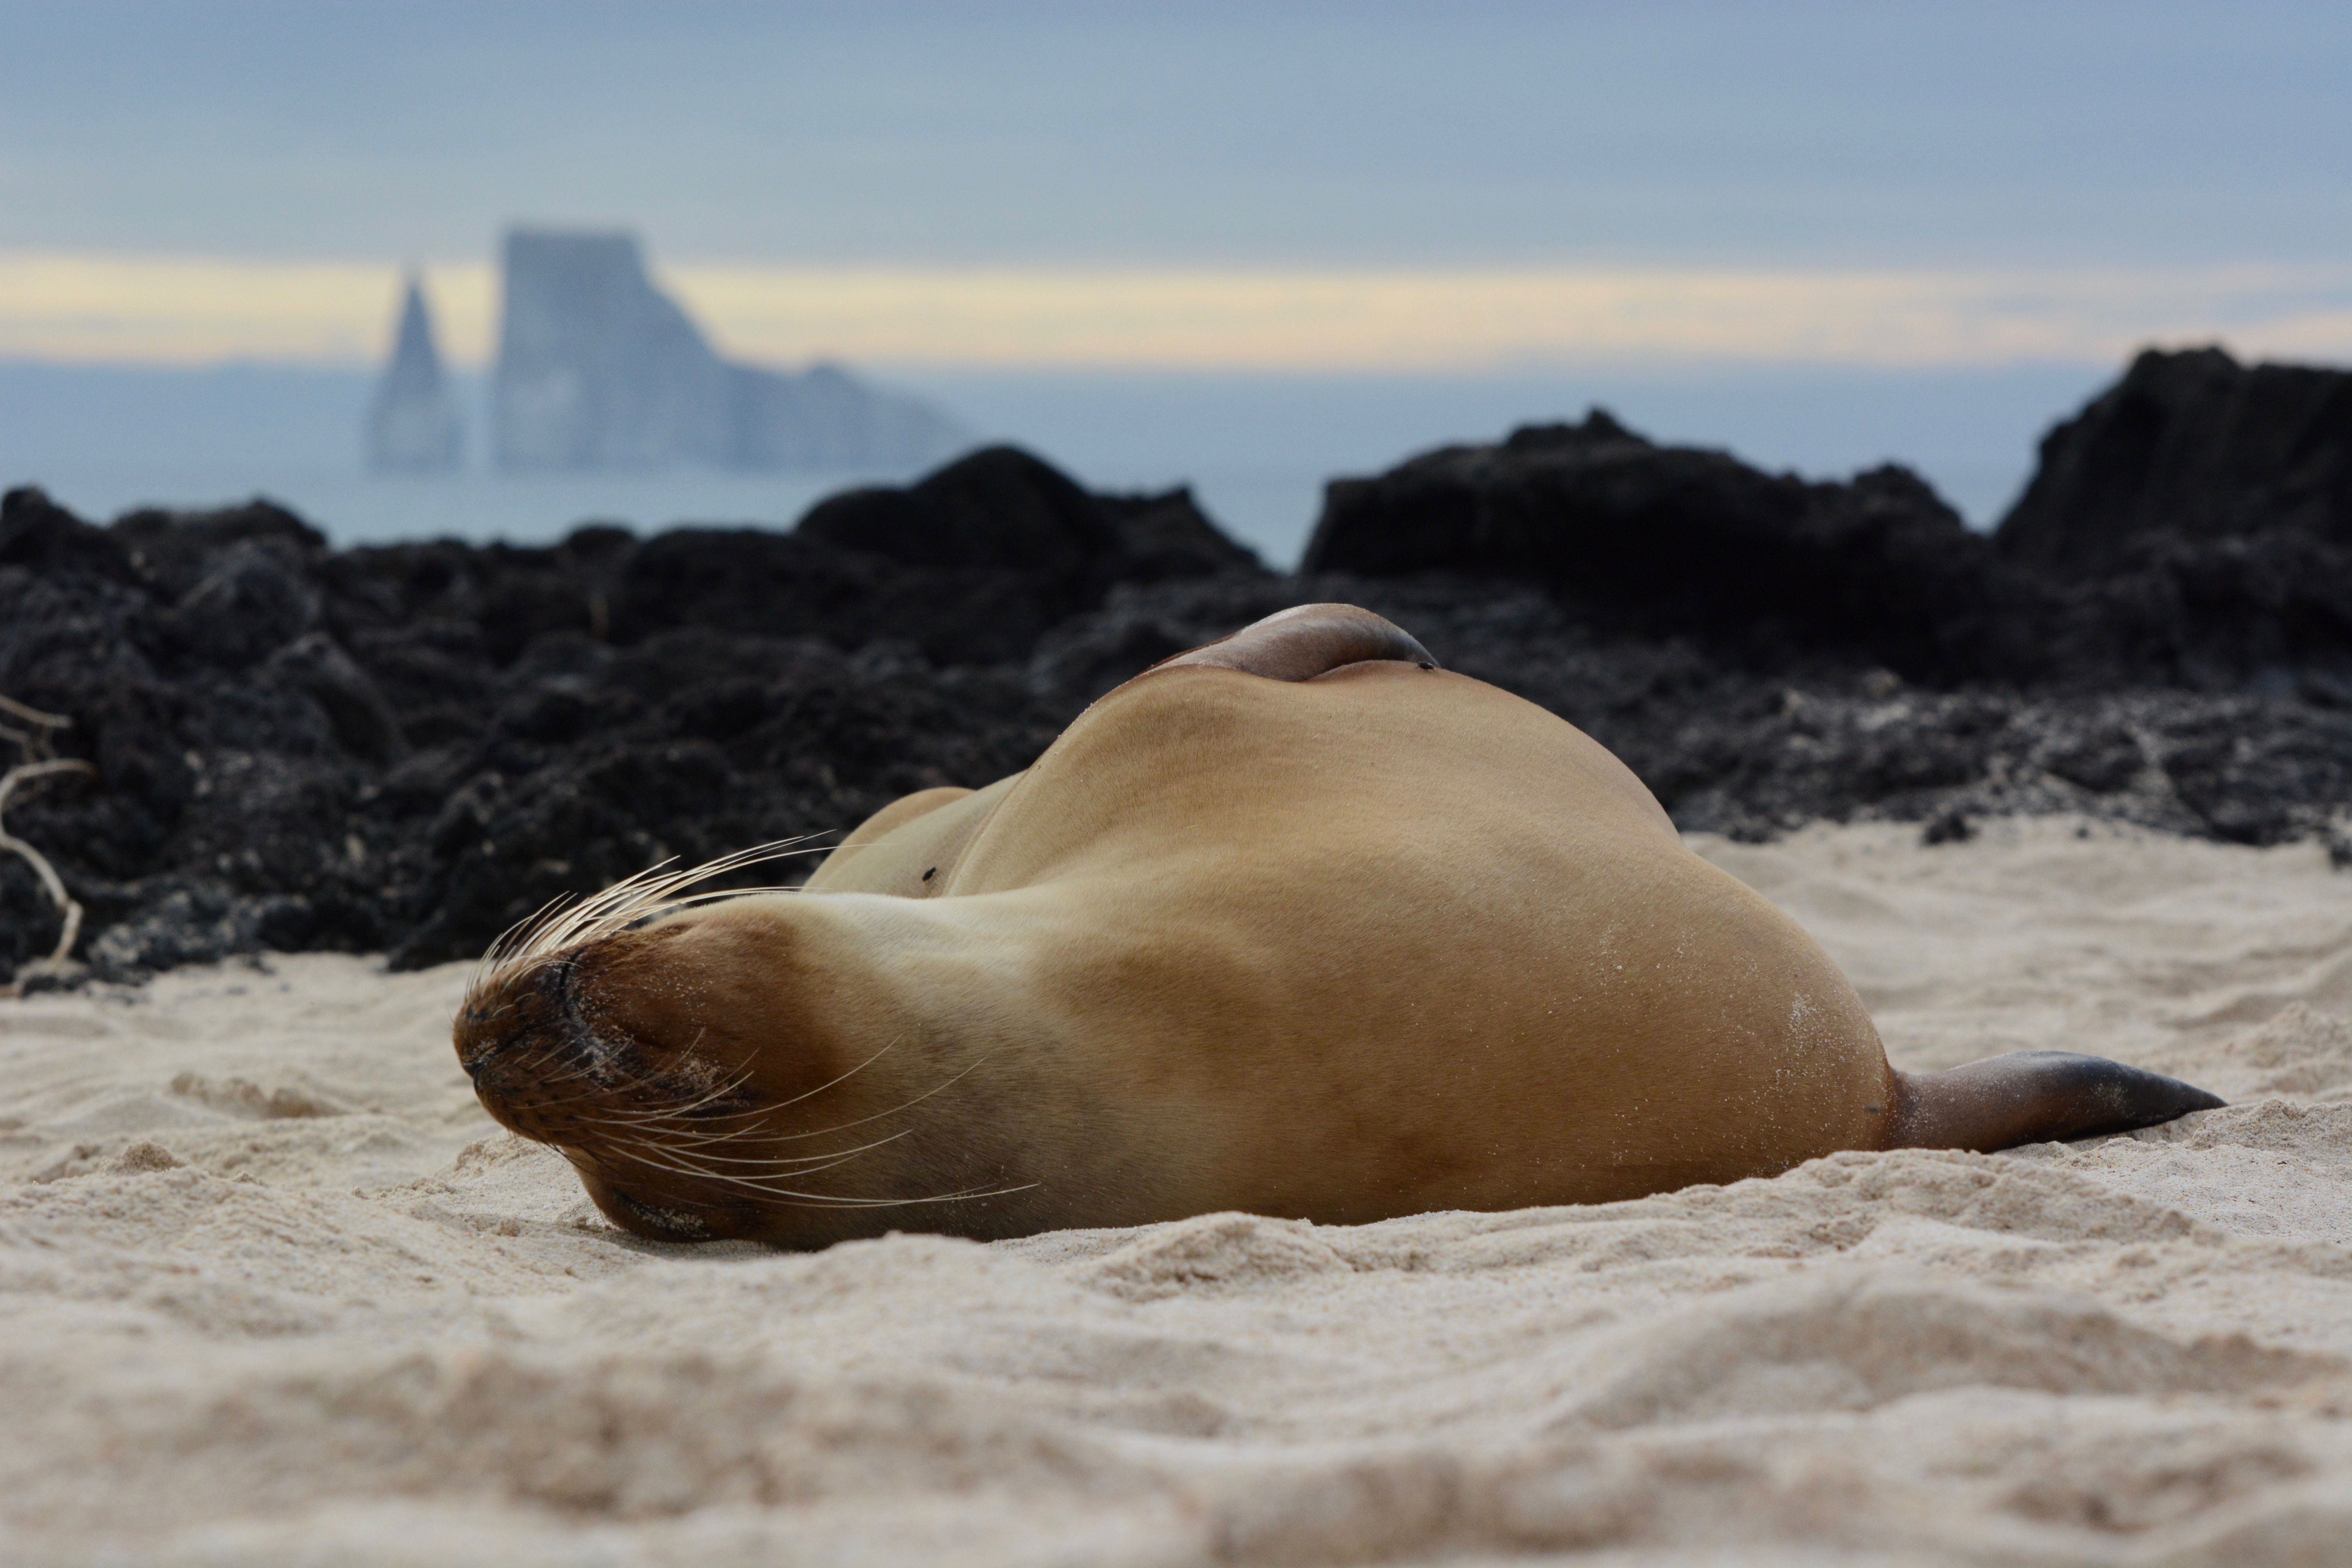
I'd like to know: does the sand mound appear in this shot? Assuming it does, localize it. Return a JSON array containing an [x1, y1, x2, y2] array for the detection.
[[4, 817, 2351, 1565]]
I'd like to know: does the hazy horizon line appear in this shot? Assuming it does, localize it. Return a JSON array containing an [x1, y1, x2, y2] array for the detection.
[[4, 250, 2348, 376]]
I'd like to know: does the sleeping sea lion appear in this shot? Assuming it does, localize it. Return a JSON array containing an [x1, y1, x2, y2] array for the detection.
[[453, 603, 2223, 1247]]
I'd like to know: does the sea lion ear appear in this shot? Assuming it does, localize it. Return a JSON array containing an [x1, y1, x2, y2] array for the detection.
[[1154, 603, 1439, 683]]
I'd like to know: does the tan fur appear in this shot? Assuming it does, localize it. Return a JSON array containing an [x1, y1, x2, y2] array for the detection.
[[455, 609, 1905, 1247]]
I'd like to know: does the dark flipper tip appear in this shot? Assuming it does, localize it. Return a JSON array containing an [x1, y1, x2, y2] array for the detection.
[[1893, 1050, 2226, 1152]]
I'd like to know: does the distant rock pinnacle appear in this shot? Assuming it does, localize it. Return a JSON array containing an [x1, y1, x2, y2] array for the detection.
[[490, 228, 966, 473], [367, 274, 463, 473]]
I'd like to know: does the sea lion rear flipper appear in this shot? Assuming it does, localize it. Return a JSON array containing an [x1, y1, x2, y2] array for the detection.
[[1154, 603, 1437, 683], [1889, 1051, 2225, 1152]]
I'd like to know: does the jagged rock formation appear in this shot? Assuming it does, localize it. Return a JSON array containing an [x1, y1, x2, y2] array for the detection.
[[1301, 406, 2352, 696], [730, 361, 969, 471], [1998, 346, 2352, 575], [493, 231, 722, 470], [492, 230, 964, 473], [4, 352, 2350, 986], [1302, 413, 2021, 685], [366, 275, 463, 472]]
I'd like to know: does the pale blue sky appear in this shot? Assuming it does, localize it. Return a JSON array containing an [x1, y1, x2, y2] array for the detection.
[[4, 1, 2348, 268]]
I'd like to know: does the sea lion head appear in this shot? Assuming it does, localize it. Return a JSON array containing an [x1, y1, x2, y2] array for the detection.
[[453, 848, 941, 1246]]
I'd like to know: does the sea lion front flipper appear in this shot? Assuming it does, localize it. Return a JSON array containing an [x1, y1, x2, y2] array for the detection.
[[1888, 1051, 2225, 1152], [802, 775, 1024, 897], [1154, 603, 1437, 683]]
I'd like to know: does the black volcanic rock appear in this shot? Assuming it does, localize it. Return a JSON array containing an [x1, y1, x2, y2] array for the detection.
[[377, 629, 1062, 969], [1301, 413, 2026, 684], [799, 445, 1120, 574], [2049, 527, 2352, 693], [0, 453, 1267, 981], [1998, 346, 2352, 576], [801, 445, 1259, 582], [782, 446, 1261, 663], [1303, 400, 2352, 693], [2, 485, 143, 586], [113, 498, 327, 598]]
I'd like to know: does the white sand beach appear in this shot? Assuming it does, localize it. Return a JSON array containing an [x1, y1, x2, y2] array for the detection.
[[4, 817, 2350, 1566]]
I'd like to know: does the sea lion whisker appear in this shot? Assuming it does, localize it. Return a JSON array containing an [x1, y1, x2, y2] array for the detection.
[[597, 1136, 893, 1198], [560, 867, 818, 958], [884, 1181, 1041, 1207], [480, 878, 793, 994], [471, 835, 838, 999], [606, 1052, 986, 1153], [490, 873, 650, 972], [518, 865, 681, 968], [468, 893, 575, 1007], [599, 1136, 1034, 1209], [483, 892, 570, 967], [586, 1108, 773, 1142], [568, 1058, 766, 1126], [503, 1031, 630, 1090], [510, 891, 583, 952], [546, 1036, 909, 1146], [640, 1123, 922, 1171], [574, 837, 832, 927], [504, 1066, 593, 1104], [741, 1178, 1042, 1209], [528, 1047, 607, 1087], [507, 1065, 632, 1111], [633, 1036, 907, 1136], [748, 1055, 992, 1145], [573, 1103, 802, 1147], [598, 1123, 890, 1180], [507, 1034, 601, 1077], [728, 1034, 902, 1113], [609, 872, 826, 931], [590, 1105, 774, 1137], [477, 1042, 583, 1096], [616, 1125, 922, 1172]]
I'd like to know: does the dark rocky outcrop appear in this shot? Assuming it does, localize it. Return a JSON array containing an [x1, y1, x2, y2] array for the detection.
[[1303, 413, 2028, 684], [1997, 346, 2352, 575], [1987, 347, 2352, 693], [5, 352, 2351, 987], [0, 459, 1259, 982], [1303, 395, 2352, 695]]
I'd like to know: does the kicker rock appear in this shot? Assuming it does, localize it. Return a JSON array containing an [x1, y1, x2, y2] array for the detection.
[[367, 275, 463, 473], [491, 229, 964, 474]]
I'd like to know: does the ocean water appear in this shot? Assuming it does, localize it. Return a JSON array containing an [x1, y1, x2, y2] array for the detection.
[[13, 456, 1339, 569], [1, 361, 2114, 566]]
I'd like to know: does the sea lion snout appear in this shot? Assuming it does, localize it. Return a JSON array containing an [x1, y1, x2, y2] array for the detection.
[[454, 901, 922, 1245], [455, 943, 649, 1138], [457, 924, 761, 1129]]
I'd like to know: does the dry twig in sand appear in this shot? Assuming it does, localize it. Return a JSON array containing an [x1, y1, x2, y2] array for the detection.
[[0, 695, 95, 990]]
